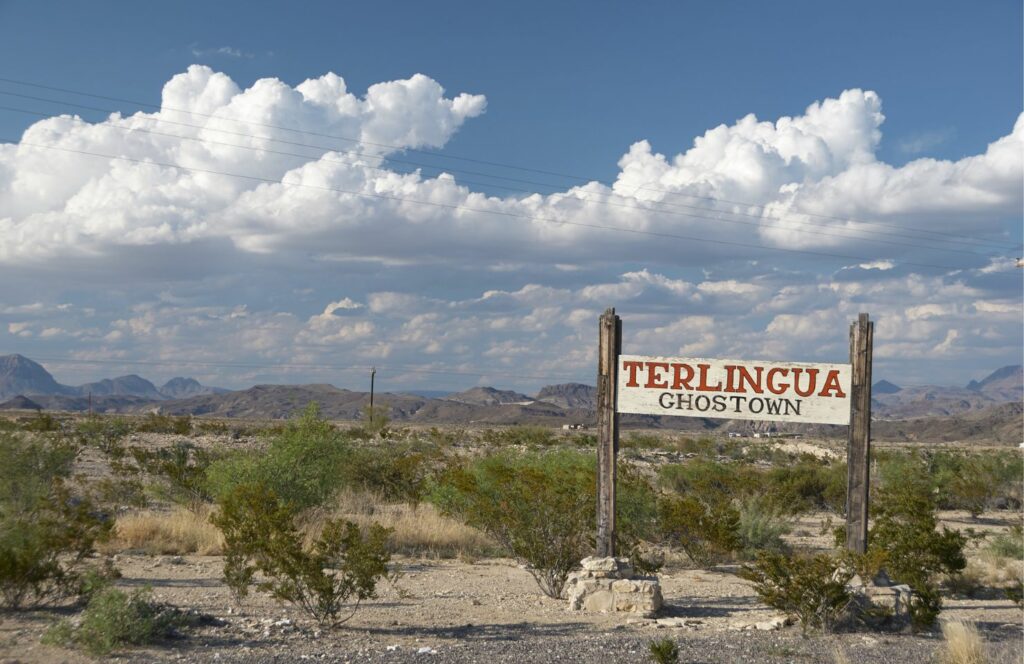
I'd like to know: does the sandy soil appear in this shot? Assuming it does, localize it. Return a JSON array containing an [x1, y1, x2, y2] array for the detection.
[[2, 550, 1021, 664]]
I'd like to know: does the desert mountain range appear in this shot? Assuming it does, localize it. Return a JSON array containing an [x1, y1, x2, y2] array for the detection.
[[0, 354, 1021, 442]]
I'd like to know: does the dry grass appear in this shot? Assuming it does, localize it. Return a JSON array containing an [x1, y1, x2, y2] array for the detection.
[[830, 640, 851, 664], [101, 507, 223, 555], [302, 488, 499, 559], [940, 620, 988, 664]]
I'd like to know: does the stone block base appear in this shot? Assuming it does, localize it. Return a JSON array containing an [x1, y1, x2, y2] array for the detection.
[[565, 556, 662, 618]]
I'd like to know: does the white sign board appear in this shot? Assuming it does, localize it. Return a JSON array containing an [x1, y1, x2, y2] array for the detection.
[[616, 354, 852, 425]]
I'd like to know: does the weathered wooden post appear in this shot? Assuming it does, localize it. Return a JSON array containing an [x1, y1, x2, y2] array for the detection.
[[596, 308, 621, 557], [846, 312, 874, 553]]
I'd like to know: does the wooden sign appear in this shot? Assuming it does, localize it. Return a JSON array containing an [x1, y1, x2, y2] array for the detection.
[[593, 308, 873, 558], [616, 355, 852, 425]]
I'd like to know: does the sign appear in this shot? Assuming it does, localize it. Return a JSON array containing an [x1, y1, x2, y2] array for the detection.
[[616, 354, 852, 425]]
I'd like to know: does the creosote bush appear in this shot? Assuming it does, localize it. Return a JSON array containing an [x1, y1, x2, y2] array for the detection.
[[432, 450, 657, 598], [432, 451, 591, 598], [739, 551, 853, 635], [212, 483, 391, 626], [0, 432, 114, 609], [865, 473, 967, 631], [657, 494, 739, 567], [44, 587, 190, 656]]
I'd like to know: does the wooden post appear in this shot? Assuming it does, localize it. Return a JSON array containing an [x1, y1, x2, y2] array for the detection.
[[596, 307, 621, 557], [846, 312, 873, 553]]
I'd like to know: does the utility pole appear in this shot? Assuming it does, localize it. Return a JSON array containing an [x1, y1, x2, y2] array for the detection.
[[369, 367, 376, 425]]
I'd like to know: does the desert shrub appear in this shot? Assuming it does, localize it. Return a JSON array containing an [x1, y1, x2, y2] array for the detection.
[[129, 442, 220, 511], [194, 419, 229, 435], [360, 404, 391, 437], [212, 483, 390, 625], [480, 425, 557, 447], [74, 416, 132, 456], [345, 445, 431, 505], [432, 451, 592, 598], [864, 475, 967, 631], [762, 458, 847, 515], [674, 437, 717, 456], [988, 524, 1024, 560], [1005, 579, 1023, 608], [622, 433, 664, 450], [206, 403, 351, 510], [657, 494, 740, 566], [0, 432, 113, 609], [43, 587, 190, 656], [739, 551, 852, 634], [881, 450, 1023, 515], [735, 497, 791, 559], [134, 413, 193, 435], [648, 637, 680, 664], [432, 449, 656, 596], [23, 411, 61, 432]]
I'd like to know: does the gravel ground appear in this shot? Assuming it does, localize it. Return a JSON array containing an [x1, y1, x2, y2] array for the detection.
[[4, 554, 1021, 663]]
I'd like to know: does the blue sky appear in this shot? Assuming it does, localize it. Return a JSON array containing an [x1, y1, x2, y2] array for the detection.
[[0, 1, 1021, 392]]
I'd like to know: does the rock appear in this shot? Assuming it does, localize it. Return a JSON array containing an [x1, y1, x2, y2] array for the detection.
[[754, 616, 788, 631], [580, 556, 618, 573], [583, 590, 615, 613]]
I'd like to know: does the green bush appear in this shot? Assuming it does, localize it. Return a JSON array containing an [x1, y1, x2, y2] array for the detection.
[[206, 403, 351, 510], [864, 475, 967, 631], [736, 497, 791, 560], [432, 451, 592, 598], [74, 416, 131, 456], [23, 412, 61, 432], [134, 413, 192, 435], [657, 493, 740, 566], [988, 524, 1024, 560], [128, 442, 219, 511], [648, 637, 680, 664], [43, 587, 189, 655], [0, 432, 113, 609], [480, 425, 557, 447], [432, 450, 657, 597], [739, 551, 852, 634], [213, 483, 390, 625]]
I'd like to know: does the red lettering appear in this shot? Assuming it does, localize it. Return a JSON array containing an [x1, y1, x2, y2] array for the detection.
[[736, 366, 764, 394], [792, 368, 818, 397], [818, 370, 847, 398], [671, 363, 694, 390], [622, 360, 644, 387], [766, 367, 789, 395], [645, 362, 670, 389], [697, 364, 723, 391]]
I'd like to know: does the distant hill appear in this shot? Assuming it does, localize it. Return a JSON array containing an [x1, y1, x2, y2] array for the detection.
[[0, 354, 225, 401], [966, 365, 1023, 396], [0, 394, 43, 410], [0, 354, 74, 400], [159, 377, 227, 399], [445, 386, 534, 406], [535, 383, 597, 410], [0, 353, 1018, 442], [872, 380, 901, 394], [78, 375, 164, 400]]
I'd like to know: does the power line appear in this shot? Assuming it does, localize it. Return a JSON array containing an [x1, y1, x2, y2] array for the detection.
[[28, 355, 584, 383], [0, 76, 1014, 251], [0, 101, 1007, 257], [6, 137, 975, 272]]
